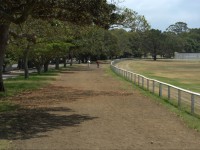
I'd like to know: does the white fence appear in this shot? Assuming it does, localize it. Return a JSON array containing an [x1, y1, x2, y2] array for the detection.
[[111, 59, 200, 116], [175, 52, 200, 60]]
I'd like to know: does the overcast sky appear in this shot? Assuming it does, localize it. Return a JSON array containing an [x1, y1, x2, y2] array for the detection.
[[113, 0, 200, 31]]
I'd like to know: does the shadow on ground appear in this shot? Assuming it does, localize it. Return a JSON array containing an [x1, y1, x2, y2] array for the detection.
[[11, 86, 133, 108], [61, 65, 94, 72], [0, 86, 132, 140], [0, 107, 97, 140]]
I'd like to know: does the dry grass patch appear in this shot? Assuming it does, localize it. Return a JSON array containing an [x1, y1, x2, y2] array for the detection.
[[117, 59, 200, 93]]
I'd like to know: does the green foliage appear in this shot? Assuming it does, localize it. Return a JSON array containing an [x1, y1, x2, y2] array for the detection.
[[182, 28, 200, 53], [0, 0, 119, 27], [166, 22, 190, 34], [111, 29, 131, 57], [115, 8, 150, 32], [141, 29, 163, 60], [127, 32, 142, 57]]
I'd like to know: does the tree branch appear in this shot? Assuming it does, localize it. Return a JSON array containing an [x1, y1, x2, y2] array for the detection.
[[14, 1, 37, 24], [0, 10, 16, 23], [0, 1, 37, 24], [9, 30, 36, 44]]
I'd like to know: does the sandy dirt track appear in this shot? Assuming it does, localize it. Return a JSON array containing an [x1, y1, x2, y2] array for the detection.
[[4, 64, 200, 149]]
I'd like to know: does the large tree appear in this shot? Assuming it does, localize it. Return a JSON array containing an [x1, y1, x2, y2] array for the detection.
[[111, 29, 131, 57], [113, 8, 150, 32], [166, 22, 190, 34], [0, 0, 119, 92], [142, 29, 163, 60]]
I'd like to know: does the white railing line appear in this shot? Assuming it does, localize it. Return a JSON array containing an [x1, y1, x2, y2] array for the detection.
[[111, 61, 200, 96]]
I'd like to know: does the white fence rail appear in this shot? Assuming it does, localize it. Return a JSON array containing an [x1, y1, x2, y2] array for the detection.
[[111, 59, 200, 116]]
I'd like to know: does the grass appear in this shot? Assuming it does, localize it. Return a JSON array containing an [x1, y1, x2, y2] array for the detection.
[[1, 70, 59, 98], [109, 64, 200, 132], [0, 140, 10, 150], [139, 88, 200, 132], [117, 59, 200, 93], [0, 101, 20, 112], [0, 67, 63, 113], [105, 66, 135, 91]]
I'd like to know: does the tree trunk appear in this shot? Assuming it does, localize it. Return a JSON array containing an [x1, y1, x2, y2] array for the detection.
[[3, 64, 6, 73], [17, 59, 23, 69], [69, 52, 73, 66], [44, 61, 49, 72], [70, 58, 73, 66], [36, 66, 42, 74], [23, 45, 30, 79], [153, 54, 157, 61], [0, 24, 10, 92], [63, 57, 67, 68], [55, 57, 59, 70]]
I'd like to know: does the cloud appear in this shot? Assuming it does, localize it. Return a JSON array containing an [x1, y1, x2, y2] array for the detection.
[[115, 0, 200, 30]]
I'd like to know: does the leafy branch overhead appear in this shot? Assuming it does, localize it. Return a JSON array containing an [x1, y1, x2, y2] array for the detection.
[[0, 0, 120, 28]]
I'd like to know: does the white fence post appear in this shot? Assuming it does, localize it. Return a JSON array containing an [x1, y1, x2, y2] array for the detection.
[[191, 94, 195, 114], [134, 74, 136, 84], [142, 77, 144, 88], [153, 80, 155, 93], [168, 86, 170, 100], [178, 90, 181, 108], [159, 83, 162, 97], [131, 73, 133, 82], [138, 75, 140, 86]]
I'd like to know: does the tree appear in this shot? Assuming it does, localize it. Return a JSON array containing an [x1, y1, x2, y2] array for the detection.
[[128, 32, 142, 57], [74, 25, 105, 62], [103, 30, 120, 59], [182, 28, 200, 53], [9, 21, 37, 79], [142, 29, 163, 60], [111, 29, 131, 57], [161, 32, 184, 58], [114, 8, 150, 32], [0, 0, 119, 92], [166, 22, 190, 34]]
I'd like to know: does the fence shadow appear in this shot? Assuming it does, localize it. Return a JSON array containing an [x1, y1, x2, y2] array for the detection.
[[0, 107, 97, 140]]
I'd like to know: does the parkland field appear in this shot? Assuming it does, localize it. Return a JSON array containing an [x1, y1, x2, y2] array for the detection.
[[116, 59, 200, 93]]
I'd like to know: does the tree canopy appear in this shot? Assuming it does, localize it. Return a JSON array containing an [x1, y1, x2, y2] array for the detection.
[[166, 22, 190, 34], [0, 0, 120, 28], [0, 0, 121, 92]]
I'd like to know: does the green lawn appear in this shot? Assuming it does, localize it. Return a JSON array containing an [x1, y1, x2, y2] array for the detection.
[[0, 69, 60, 108], [117, 59, 200, 93]]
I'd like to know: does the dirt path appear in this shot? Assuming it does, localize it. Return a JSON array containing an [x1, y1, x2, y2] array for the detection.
[[5, 64, 200, 149]]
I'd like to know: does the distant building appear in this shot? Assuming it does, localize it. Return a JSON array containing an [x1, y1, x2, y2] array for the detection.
[[174, 52, 200, 60]]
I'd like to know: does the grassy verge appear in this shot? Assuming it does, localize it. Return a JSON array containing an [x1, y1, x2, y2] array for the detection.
[[105, 66, 135, 91], [0, 69, 61, 113], [108, 66, 200, 132], [1, 70, 59, 98]]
